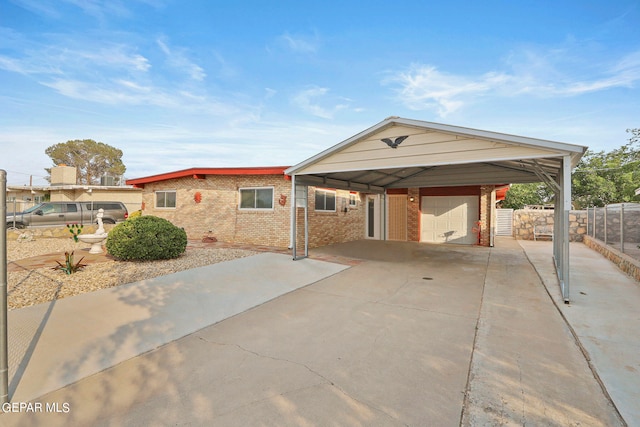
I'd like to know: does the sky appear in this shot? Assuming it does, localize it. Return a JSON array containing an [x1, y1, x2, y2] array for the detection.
[[1, 0, 639, 186]]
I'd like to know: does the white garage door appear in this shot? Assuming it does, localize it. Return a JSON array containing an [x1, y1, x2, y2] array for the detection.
[[421, 196, 479, 244]]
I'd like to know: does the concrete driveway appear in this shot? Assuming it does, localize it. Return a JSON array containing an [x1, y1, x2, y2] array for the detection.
[[0, 239, 624, 426]]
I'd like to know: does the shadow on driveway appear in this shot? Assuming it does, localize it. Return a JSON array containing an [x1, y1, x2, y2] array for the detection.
[[0, 239, 624, 426]]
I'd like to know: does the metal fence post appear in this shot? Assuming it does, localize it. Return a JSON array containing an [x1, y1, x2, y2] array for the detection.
[[0, 170, 9, 404]]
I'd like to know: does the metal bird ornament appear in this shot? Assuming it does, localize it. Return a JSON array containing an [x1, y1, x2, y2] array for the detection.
[[381, 135, 409, 148]]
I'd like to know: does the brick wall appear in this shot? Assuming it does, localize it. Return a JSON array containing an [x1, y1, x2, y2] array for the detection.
[[303, 188, 365, 248], [407, 188, 420, 241], [479, 185, 493, 246], [140, 177, 498, 248], [141, 174, 292, 247], [141, 176, 366, 249]]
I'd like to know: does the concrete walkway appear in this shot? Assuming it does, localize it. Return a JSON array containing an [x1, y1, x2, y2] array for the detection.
[[5, 253, 349, 403], [0, 238, 636, 426], [521, 239, 640, 427]]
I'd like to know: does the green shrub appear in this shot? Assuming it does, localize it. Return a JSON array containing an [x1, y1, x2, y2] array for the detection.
[[106, 215, 187, 261]]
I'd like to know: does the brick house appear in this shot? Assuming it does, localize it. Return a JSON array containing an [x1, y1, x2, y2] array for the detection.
[[126, 165, 508, 250], [126, 167, 367, 248], [127, 117, 586, 300]]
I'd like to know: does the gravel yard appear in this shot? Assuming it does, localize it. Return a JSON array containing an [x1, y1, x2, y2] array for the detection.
[[7, 238, 258, 311]]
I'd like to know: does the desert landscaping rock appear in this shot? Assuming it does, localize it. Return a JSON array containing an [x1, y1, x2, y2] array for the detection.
[[7, 238, 257, 310]]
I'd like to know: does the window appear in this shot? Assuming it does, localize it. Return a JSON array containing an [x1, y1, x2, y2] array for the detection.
[[156, 190, 177, 208], [315, 189, 336, 212], [349, 193, 358, 207], [239, 187, 274, 210]]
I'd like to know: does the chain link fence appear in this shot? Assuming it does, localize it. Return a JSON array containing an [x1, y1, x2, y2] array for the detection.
[[586, 203, 640, 261]]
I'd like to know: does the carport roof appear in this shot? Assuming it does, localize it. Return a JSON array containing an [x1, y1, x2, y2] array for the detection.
[[285, 117, 587, 192]]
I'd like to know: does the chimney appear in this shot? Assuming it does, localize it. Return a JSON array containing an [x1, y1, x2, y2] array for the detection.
[[50, 165, 77, 185]]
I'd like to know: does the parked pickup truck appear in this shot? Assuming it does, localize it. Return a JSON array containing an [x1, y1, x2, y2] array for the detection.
[[6, 201, 128, 229]]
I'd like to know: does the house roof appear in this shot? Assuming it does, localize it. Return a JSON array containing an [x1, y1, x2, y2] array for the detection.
[[285, 117, 587, 193], [126, 166, 290, 188], [6, 185, 137, 192]]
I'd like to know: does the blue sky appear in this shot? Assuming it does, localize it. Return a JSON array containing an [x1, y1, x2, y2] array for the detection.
[[1, 0, 639, 186]]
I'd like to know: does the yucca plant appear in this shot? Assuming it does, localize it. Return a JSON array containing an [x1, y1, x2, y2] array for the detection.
[[53, 251, 87, 275]]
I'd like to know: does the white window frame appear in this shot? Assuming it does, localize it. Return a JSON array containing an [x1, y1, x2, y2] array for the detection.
[[155, 190, 177, 209], [349, 193, 358, 207], [238, 186, 274, 210], [315, 189, 337, 212]]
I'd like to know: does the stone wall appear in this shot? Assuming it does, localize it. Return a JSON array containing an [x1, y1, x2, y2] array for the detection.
[[583, 235, 640, 282], [512, 209, 588, 242], [6, 224, 116, 241]]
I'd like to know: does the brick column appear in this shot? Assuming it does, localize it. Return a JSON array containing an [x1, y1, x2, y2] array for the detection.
[[479, 185, 494, 246], [407, 188, 420, 241]]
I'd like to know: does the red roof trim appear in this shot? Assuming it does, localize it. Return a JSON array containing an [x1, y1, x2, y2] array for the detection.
[[126, 166, 290, 186]]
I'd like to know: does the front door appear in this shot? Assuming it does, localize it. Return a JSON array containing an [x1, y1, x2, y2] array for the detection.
[[365, 195, 381, 239], [387, 194, 408, 241]]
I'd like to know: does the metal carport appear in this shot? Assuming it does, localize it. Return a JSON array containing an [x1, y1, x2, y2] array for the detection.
[[285, 117, 587, 302]]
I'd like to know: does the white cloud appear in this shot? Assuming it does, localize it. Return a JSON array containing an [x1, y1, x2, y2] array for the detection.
[[39, 78, 225, 111], [386, 48, 640, 117], [278, 32, 319, 54], [156, 38, 206, 81], [291, 86, 351, 119], [264, 88, 277, 99], [9, 0, 63, 18], [63, 0, 131, 19], [0, 41, 150, 76], [387, 65, 510, 116]]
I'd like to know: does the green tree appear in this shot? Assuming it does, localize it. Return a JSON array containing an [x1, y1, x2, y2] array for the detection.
[[501, 183, 553, 209], [571, 129, 640, 207], [45, 139, 126, 185]]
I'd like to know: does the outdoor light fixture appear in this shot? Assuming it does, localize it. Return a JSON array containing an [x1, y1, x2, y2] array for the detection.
[[409, 196, 415, 202], [381, 135, 409, 148]]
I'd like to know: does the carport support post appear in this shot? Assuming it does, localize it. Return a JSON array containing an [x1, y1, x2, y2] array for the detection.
[[290, 175, 309, 260], [560, 155, 571, 302], [291, 174, 297, 259], [0, 170, 9, 404]]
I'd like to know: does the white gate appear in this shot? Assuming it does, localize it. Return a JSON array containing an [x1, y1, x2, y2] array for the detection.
[[496, 209, 514, 236]]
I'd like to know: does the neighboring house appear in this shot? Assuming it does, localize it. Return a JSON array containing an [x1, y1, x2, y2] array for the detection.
[[6, 165, 142, 214], [126, 167, 366, 248]]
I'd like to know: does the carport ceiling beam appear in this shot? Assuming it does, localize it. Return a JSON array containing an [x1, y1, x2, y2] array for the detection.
[[380, 167, 437, 187], [368, 170, 413, 186], [532, 160, 561, 192], [292, 174, 385, 193]]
